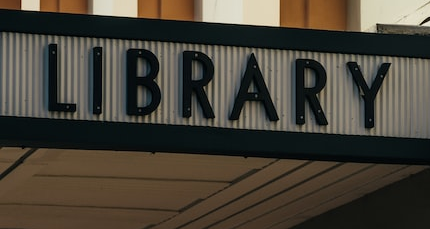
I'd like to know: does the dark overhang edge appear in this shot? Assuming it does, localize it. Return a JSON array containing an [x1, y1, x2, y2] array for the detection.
[[1, 9, 430, 58], [1, 116, 429, 165]]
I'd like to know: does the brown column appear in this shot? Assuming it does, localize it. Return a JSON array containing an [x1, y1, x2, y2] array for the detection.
[[0, 0, 21, 10], [41, 0, 88, 14], [280, 0, 306, 28], [138, 0, 194, 21], [138, 0, 160, 19], [281, 0, 346, 31], [307, 0, 346, 30], [160, 0, 194, 21]]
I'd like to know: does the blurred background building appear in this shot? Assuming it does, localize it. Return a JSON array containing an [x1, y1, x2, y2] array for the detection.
[[1, 0, 430, 30]]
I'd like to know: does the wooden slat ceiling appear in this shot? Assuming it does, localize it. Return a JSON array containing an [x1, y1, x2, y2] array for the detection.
[[0, 147, 427, 229]]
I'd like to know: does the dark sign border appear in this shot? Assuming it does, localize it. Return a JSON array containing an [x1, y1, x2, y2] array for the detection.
[[0, 9, 429, 164], [0, 116, 429, 165], [1, 9, 430, 58]]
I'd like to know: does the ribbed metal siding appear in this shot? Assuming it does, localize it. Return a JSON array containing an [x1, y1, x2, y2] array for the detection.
[[1, 32, 429, 138]]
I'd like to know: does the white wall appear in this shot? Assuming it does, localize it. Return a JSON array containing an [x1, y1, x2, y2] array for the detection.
[[243, 0, 280, 26], [89, 0, 137, 17], [358, 0, 430, 31], [21, 0, 40, 11], [195, 0, 280, 26], [195, 0, 243, 24]]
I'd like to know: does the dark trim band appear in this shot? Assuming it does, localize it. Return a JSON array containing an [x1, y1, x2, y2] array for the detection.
[[0, 10, 429, 164], [0, 116, 429, 165], [1, 9, 430, 58]]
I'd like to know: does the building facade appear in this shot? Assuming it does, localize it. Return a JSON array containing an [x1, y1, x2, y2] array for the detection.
[[0, 1, 429, 229], [2, 0, 430, 30]]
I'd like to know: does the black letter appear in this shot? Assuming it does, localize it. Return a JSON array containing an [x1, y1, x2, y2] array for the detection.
[[230, 53, 278, 121], [182, 51, 215, 118], [48, 44, 76, 112], [296, 59, 328, 125], [126, 49, 161, 115], [347, 62, 391, 128], [93, 47, 103, 115]]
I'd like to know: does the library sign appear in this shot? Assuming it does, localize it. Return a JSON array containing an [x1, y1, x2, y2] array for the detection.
[[0, 10, 429, 163], [0, 32, 429, 139], [46, 44, 388, 129]]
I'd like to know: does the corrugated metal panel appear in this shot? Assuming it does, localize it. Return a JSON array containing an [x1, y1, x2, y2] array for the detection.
[[1, 32, 429, 138]]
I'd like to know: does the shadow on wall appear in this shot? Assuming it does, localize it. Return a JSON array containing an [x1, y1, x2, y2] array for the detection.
[[293, 168, 430, 229]]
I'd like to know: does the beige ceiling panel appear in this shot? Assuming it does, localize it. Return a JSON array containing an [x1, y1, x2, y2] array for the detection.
[[0, 176, 229, 211], [0, 204, 176, 229], [298, 165, 429, 217], [233, 163, 377, 228], [148, 152, 274, 168], [0, 148, 426, 229], [213, 162, 370, 229], [0, 147, 29, 161], [348, 165, 429, 196], [35, 149, 273, 168], [34, 149, 274, 182], [0, 162, 11, 174], [269, 217, 309, 229], [24, 148, 64, 162], [301, 165, 428, 217], [259, 165, 426, 229], [0, 148, 35, 179], [270, 166, 429, 229], [253, 165, 428, 229], [303, 164, 417, 214], [152, 159, 308, 229], [0, 164, 47, 197], [180, 161, 339, 229]]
